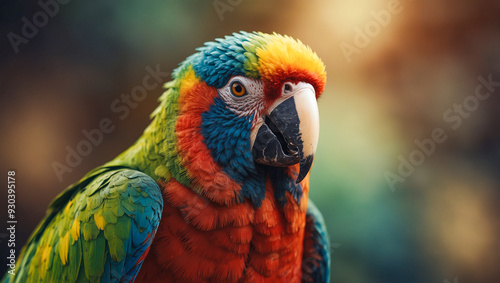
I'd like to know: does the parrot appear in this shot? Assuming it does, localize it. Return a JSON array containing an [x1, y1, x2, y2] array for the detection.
[[3, 31, 330, 283]]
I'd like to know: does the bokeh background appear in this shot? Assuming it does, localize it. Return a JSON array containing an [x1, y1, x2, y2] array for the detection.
[[1, 0, 500, 282]]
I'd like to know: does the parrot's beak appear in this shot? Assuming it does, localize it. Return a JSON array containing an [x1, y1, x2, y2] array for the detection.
[[251, 82, 319, 183]]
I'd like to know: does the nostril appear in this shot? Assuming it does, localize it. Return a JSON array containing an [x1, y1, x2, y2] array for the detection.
[[284, 83, 292, 92]]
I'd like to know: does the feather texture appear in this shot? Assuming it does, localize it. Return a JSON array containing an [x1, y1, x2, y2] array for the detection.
[[9, 169, 162, 283], [2, 31, 330, 283]]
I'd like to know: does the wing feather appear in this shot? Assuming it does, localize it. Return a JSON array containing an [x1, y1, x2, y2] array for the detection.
[[302, 199, 331, 283], [8, 168, 163, 283]]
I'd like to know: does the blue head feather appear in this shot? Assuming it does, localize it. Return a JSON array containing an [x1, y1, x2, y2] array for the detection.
[[173, 31, 265, 88]]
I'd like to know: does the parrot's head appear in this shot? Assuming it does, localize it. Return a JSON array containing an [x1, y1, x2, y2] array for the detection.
[[157, 31, 326, 206]]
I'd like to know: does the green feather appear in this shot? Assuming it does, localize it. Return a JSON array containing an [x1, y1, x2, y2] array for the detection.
[[102, 209, 118, 224], [82, 221, 99, 241], [114, 217, 131, 240], [67, 236, 82, 281], [108, 237, 125, 262], [77, 209, 92, 223], [120, 198, 136, 213], [83, 232, 106, 282]]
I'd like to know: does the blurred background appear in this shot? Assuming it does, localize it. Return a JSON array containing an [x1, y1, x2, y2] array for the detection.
[[1, 0, 499, 282]]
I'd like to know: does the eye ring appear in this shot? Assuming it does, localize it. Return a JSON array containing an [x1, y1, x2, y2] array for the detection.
[[230, 81, 247, 97]]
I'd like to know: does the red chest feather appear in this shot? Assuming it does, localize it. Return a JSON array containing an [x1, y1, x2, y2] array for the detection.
[[135, 176, 309, 282]]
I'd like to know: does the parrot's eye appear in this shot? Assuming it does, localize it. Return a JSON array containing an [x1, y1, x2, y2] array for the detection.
[[231, 81, 247, 97]]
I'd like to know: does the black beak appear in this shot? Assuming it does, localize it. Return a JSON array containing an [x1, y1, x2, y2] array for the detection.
[[251, 83, 319, 183]]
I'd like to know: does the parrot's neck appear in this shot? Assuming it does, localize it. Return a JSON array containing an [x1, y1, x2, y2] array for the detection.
[[107, 110, 173, 181]]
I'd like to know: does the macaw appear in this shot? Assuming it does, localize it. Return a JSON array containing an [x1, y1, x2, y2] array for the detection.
[[4, 31, 330, 283]]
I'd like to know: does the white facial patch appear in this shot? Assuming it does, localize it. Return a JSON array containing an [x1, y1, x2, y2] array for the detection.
[[217, 76, 265, 127]]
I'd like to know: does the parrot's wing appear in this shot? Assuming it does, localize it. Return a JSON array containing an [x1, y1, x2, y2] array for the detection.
[[13, 169, 163, 283], [302, 199, 331, 283]]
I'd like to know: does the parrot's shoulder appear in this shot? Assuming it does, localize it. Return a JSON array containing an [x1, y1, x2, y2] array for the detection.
[[302, 199, 331, 283], [12, 168, 163, 283]]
